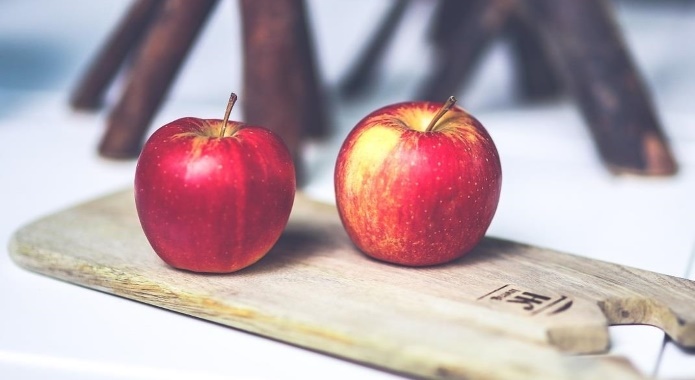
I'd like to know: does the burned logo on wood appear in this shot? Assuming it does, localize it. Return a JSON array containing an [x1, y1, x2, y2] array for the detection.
[[477, 285, 573, 316]]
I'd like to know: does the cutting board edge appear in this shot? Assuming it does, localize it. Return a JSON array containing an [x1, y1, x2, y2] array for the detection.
[[6, 188, 687, 380], [8, 232, 598, 380]]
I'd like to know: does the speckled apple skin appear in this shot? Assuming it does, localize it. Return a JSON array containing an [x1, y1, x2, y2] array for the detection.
[[335, 101, 502, 266], [135, 117, 295, 273]]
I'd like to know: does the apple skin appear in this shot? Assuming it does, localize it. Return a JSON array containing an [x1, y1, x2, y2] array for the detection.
[[135, 117, 295, 273], [334, 101, 501, 266]]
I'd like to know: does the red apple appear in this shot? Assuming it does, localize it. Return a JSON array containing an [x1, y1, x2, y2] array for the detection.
[[334, 97, 501, 266], [135, 94, 295, 273]]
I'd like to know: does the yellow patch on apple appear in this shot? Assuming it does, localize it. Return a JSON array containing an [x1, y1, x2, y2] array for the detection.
[[343, 125, 402, 193]]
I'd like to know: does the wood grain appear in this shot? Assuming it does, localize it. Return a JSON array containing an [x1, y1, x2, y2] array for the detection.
[[10, 190, 695, 379]]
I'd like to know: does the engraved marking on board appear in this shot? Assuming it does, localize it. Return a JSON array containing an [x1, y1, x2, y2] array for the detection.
[[477, 284, 573, 316]]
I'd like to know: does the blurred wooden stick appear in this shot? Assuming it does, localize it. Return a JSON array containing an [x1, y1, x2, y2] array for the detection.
[[100, 0, 218, 158], [427, 0, 473, 49], [418, 0, 517, 101], [339, 0, 412, 98], [507, 9, 563, 101], [70, 0, 163, 110], [525, 0, 677, 175], [240, 0, 329, 183]]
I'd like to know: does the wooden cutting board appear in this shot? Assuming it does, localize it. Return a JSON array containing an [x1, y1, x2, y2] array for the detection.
[[9, 190, 695, 379]]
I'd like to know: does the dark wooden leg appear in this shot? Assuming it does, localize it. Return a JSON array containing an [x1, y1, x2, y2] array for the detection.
[[294, 0, 329, 139], [525, 0, 677, 175], [70, 0, 163, 111], [506, 10, 563, 102], [339, 0, 412, 98], [427, 0, 473, 48], [417, 0, 517, 101], [99, 0, 218, 159], [240, 0, 329, 182]]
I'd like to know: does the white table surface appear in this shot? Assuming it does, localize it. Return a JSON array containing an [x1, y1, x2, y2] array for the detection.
[[1, 0, 694, 378]]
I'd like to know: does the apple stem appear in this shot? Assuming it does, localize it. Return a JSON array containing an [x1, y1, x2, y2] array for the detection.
[[220, 92, 238, 138], [425, 96, 457, 132]]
